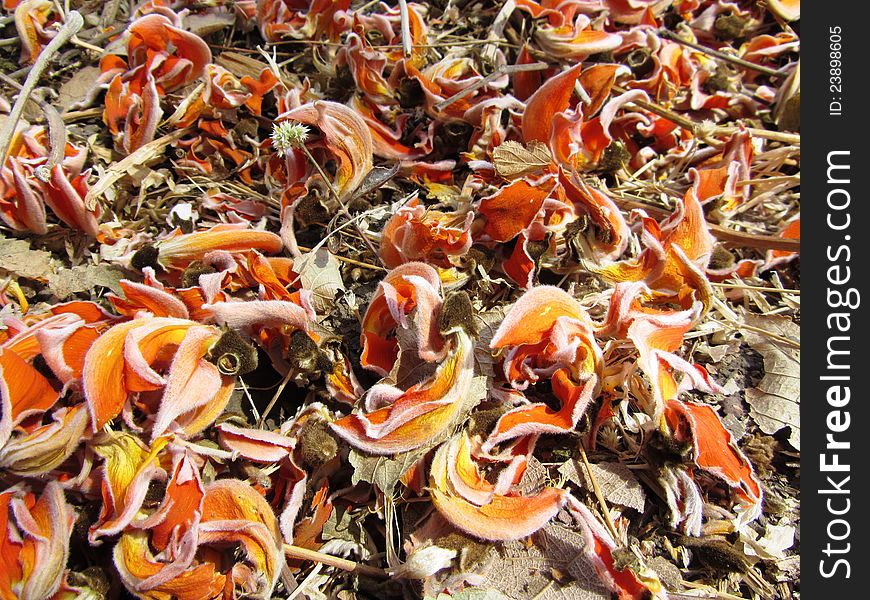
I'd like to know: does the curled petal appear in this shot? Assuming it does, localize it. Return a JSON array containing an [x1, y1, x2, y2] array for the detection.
[[491, 285, 594, 350], [0, 348, 58, 448], [127, 14, 212, 89], [478, 179, 550, 243], [203, 299, 314, 332], [1, 481, 75, 600], [483, 372, 598, 451], [156, 224, 283, 270], [110, 279, 190, 319], [332, 332, 474, 455], [430, 487, 567, 541], [565, 495, 656, 599], [200, 479, 284, 597], [148, 450, 205, 553], [665, 399, 763, 527], [82, 317, 197, 431], [380, 198, 473, 268], [278, 101, 374, 200], [559, 170, 629, 261], [0, 403, 89, 476], [522, 62, 583, 145], [150, 326, 229, 441], [35, 319, 100, 385], [361, 262, 445, 376], [90, 433, 169, 542], [114, 530, 225, 600], [430, 435, 567, 541], [216, 423, 294, 463]]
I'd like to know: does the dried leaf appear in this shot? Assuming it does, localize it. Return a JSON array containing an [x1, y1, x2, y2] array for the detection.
[[0, 236, 54, 280], [492, 141, 552, 179], [743, 314, 800, 449], [349, 446, 430, 496], [429, 589, 512, 600], [483, 523, 611, 600], [85, 128, 192, 210], [296, 248, 346, 314], [558, 461, 646, 513], [47, 264, 126, 299], [57, 66, 102, 111]]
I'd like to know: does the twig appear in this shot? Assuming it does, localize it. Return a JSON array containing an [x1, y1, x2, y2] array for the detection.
[[283, 544, 389, 579], [433, 61, 549, 112], [578, 439, 620, 541], [397, 0, 413, 59], [35, 101, 67, 180], [611, 85, 800, 145], [711, 282, 800, 295], [62, 107, 104, 122], [296, 245, 386, 272], [298, 145, 383, 264], [0, 10, 84, 165], [612, 84, 709, 140], [257, 369, 294, 429], [658, 29, 788, 80], [615, 195, 801, 252]]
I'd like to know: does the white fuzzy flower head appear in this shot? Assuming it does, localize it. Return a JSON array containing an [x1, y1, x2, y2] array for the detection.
[[271, 121, 310, 157]]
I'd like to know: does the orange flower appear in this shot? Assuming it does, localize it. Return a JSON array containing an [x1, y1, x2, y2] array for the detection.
[[81, 317, 233, 435], [380, 197, 473, 268], [0, 482, 74, 600], [0, 126, 100, 236], [332, 331, 474, 455], [429, 432, 567, 541], [12, 0, 56, 64], [152, 224, 284, 271], [485, 286, 602, 449], [360, 262, 446, 376], [477, 178, 553, 243], [89, 433, 170, 541], [592, 184, 715, 309], [665, 399, 763, 526], [277, 101, 374, 201]]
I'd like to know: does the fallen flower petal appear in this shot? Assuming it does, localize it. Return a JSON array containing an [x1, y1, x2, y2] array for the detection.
[[665, 399, 763, 527], [332, 331, 474, 454]]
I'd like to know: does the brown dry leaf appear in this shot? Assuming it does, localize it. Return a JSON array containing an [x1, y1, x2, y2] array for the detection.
[[492, 141, 552, 179], [483, 523, 611, 599], [296, 248, 346, 314], [0, 236, 54, 280], [186, 11, 236, 37], [558, 460, 646, 512], [429, 589, 512, 600], [57, 66, 102, 112], [743, 314, 800, 450], [85, 128, 192, 210], [46, 264, 126, 299], [349, 446, 430, 496]]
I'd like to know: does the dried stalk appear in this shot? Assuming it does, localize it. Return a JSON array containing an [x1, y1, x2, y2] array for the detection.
[[0, 11, 84, 165], [283, 544, 389, 579]]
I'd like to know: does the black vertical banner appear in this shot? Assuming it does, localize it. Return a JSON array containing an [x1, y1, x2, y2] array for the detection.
[[803, 3, 869, 596]]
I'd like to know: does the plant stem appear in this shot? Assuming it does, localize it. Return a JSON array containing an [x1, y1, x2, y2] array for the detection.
[[0, 10, 84, 165], [283, 544, 389, 579]]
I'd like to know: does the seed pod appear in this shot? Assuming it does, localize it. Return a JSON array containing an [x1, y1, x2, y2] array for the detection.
[[130, 244, 160, 271], [208, 329, 258, 376], [181, 260, 217, 288]]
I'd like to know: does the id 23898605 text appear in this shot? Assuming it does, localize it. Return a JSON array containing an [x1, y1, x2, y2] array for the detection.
[[829, 26, 843, 116]]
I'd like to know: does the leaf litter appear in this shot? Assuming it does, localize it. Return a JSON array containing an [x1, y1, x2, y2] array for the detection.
[[0, 1, 800, 599]]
